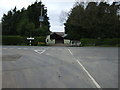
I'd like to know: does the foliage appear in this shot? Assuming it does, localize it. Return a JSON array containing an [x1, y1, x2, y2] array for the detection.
[[95, 38, 120, 46], [59, 10, 69, 25], [2, 36, 26, 45], [65, 2, 120, 40], [2, 35, 46, 46], [2, 1, 50, 37], [80, 38, 120, 46], [80, 38, 96, 46], [33, 36, 46, 46], [37, 42, 46, 46]]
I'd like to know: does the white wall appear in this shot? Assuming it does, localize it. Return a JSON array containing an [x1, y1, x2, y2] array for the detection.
[[64, 39, 70, 44], [46, 35, 55, 45]]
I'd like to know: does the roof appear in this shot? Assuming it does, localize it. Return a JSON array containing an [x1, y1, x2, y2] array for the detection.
[[50, 32, 65, 37]]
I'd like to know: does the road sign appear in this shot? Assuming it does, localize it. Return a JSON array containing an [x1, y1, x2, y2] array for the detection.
[[39, 16, 44, 22], [27, 37, 34, 40], [27, 37, 34, 46]]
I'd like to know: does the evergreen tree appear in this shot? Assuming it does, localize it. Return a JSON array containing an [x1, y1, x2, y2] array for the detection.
[[2, 1, 50, 37], [64, 2, 120, 40]]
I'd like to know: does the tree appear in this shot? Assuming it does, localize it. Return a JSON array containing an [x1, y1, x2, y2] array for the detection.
[[65, 2, 85, 39], [59, 10, 69, 25], [17, 17, 35, 37], [2, 1, 50, 37], [2, 10, 13, 35], [64, 1, 120, 40]]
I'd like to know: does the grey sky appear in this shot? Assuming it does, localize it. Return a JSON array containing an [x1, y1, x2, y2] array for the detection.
[[0, 0, 117, 32], [43, 0, 75, 32], [0, 0, 75, 32]]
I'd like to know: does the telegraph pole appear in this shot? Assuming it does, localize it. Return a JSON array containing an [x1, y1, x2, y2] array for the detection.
[[39, 7, 43, 28], [39, 6, 47, 28]]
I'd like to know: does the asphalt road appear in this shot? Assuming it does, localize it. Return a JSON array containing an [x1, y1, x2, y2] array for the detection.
[[2, 46, 118, 88]]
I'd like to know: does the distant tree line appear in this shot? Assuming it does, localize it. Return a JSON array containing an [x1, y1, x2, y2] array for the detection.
[[2, 1, 50, 37], [64, 2, 120, 40]]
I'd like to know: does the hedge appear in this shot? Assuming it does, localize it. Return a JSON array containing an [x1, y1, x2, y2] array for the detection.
[[80, 38, 96, 46], [33, 36, 46, 46], [2, 36, 26, 45], [2, 36, 46, 46], [80, 38, 120, 46]]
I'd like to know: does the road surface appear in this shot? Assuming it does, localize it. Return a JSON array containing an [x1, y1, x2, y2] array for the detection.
[[2, 46, 118, 88]]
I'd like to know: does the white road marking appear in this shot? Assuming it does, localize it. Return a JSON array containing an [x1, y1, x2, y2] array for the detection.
[[68, 49, 101, 88], [34, 50, 46, 54], [76, 60, 101, 88], [18, 48, 21, 49], [68, 49, 73, 55]]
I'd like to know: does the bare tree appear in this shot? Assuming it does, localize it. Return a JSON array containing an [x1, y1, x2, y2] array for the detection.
[[59, 10, 69, 25]]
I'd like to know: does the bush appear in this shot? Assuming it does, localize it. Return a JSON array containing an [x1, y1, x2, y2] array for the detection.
[[2, 36, 47, 46], [37, 42, 46, 46], [33, 36, 46, 46], [80, 38, 120, 46], [95, 38, 120, 46], [80, 38, 96, 46], [103, 38, 119, 46], [2, 36, 26, 45]]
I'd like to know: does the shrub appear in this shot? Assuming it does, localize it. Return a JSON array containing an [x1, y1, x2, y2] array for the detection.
[[80, 38, 120, 46], [2, 36, 26, 45], [37, 42, 46, 46], [103, 38, 119, 45], [80, 38, 96, 46], [2, 35, 47, 46], [33, 36, 46, 46]]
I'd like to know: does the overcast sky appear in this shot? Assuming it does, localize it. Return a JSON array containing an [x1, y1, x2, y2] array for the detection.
[[0, 0, 117, 32], [0, 0, 76, 32]]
